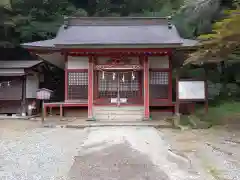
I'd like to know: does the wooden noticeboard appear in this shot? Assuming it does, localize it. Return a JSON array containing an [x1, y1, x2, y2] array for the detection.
[[36, 88, 53, 100], [176, 78, 208, 114]]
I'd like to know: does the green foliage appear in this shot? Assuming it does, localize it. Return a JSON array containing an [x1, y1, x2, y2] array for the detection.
[[185, 1, 240, 64], [0, 0, 15, 47], [2, 0, 221, 43], [0, 0, 237, 46], [0, 0, 11, 10], [196, 101, 240, 125], [10, 0, 89, 42], [0, 0, 187, 43]]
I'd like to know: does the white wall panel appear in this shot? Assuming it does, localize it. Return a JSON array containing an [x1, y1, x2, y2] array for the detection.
[[26, 74, 39, 98], [149, 56, 169, 69], [67, 56, 89, 69], [97, 56, 139, 64]]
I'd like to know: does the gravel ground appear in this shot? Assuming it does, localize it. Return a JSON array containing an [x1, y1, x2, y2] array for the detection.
[[0, 128, 88, 180], [0, 122, 239, 180]]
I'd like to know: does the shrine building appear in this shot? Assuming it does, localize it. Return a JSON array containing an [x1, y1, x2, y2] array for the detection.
[[22, 17, 197, 120]]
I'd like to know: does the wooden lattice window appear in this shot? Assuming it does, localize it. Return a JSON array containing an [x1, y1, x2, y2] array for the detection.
[[98, 73, 118, 98], [68, 71, 88, 100], [150, 71, 169, 99], [98, 72, 140, 98]]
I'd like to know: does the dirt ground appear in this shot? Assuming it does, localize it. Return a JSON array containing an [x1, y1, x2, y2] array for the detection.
[[161, 126, 240, 180]]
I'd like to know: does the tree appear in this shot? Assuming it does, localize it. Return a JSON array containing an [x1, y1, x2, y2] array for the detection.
[[0, 0, 15, 47], [11, 0, 87, 42], [184, 0, 240, 64], [0, 0, 11, 9]]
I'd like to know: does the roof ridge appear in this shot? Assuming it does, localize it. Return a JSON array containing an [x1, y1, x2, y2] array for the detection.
[[64, 16, 172, 27], [64, 16, 170, 20]]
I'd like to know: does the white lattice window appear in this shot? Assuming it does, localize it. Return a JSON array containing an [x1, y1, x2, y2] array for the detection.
[[68, 72, 88, 85], [150, 72, 169, 85], [68, 72, 88, 99]]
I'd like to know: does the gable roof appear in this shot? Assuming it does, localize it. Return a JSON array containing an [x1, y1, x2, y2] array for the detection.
[[22, 17, 198, 48], [55, 24, 182, 45], [0, 60, 42, 69]]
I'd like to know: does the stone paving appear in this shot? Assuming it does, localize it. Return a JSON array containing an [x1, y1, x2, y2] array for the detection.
[[68, 127, 201, 180], [69, 143, 169, 180]]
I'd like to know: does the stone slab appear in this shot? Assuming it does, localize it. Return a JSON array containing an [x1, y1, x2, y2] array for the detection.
[[42, 119, 173, 129]]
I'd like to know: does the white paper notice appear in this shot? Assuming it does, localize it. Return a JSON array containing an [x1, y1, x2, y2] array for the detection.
[[178, 81, 205, 100]]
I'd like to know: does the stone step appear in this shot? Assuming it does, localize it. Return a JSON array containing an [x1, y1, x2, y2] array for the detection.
[[94, 111, 144, 115], [94, 110, 144, 113], [94, 113, 143, 121], [95, 116, 143, 121], [93, 105, 144, 121], [93, 106, 144, 111], [97, 119, 142, 122]]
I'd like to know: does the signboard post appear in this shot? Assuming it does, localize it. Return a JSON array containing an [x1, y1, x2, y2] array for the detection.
[[176, 79, 208, 114]]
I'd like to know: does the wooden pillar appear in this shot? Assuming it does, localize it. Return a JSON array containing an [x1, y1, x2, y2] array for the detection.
[[64, 52, 68, 101], [88, 55, 94, 119], [168, 51, 173, 102], [143, 55, 150, 120], [42, 102, 46, 123], [175, 73, 180, 115], [204, 68, 209, 113], [60, 104, 63, 120], [22, 75, 27, 115]]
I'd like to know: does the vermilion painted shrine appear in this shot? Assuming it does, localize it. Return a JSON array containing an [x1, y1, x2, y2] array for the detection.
[[22, 17, 198, 120]]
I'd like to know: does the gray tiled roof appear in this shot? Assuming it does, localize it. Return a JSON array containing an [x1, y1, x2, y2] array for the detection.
[[0, 69, 25, 76], [23, 39, 56, 48], [0, 60, 42, 69], [22, 17, 198, 48], [55, 25, 182, 45], [180, 39, 199, 47]]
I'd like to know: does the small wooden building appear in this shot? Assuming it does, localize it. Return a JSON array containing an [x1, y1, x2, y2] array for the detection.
[[0, 60, 43, 115], [0, 60, 62, 116], [22, 17, 197, 120]]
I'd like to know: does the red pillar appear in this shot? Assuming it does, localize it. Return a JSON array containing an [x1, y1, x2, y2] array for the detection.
[[64, 52, 68, 101], [143, 55, 150, 120], [88, 55, 94, 119]]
